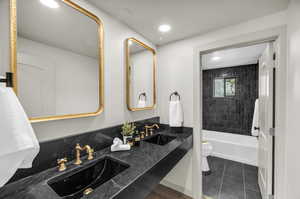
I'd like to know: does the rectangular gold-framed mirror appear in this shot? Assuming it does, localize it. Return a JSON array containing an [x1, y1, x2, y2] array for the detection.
[[126, 38, 156, 111], [9, 0, 104, 122]]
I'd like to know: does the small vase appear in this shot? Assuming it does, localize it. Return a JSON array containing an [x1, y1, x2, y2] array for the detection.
[[123, 135, 132, 144]]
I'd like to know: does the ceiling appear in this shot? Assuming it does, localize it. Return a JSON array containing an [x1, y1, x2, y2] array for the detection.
[[88, 0, 288, 46], [201, 43, 267, 70]]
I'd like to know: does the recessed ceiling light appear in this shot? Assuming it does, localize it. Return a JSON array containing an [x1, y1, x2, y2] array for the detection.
[[158, 24, 171, 33], [212, 56, 221, 61], [40, 0, 59, 9]]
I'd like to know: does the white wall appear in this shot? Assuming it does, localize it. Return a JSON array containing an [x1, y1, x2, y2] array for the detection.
[[131, 50, 154, 107], [161, 150, 193, 196], [17, 37, 99, 117], [158, 11, 287, 126], [0, 0, 158, 142], [158, 11, 287, 198], [285, 1, 300, 198]]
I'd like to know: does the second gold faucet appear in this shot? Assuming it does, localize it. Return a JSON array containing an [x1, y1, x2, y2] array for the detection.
[[144, 124, 160, 136], [74, 144, 94, 165]]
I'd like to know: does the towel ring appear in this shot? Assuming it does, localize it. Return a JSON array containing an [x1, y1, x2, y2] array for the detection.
[[138, 92, 147, 101], [0, 72, 13, 88], [169, 91, 181, 101]]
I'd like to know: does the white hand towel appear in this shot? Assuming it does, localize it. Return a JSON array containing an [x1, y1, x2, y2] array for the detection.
[[0, 82, 40, 187], [169, 100, 184, 127], [110, 138, 131, 152], [251, 99, 259, 137], [137, 99, 146, 108]]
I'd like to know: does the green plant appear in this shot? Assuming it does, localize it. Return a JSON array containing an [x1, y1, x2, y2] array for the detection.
[[121, 122, 136, 136]]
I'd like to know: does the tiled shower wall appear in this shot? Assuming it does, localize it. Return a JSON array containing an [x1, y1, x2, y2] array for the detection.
[[202, 64, 258, 136]]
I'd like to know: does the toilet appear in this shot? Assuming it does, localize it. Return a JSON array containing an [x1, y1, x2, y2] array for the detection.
[[202, 141, 213, 175]]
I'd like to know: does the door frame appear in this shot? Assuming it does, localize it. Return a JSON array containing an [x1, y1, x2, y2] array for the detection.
[[193, 26, 287, 199]]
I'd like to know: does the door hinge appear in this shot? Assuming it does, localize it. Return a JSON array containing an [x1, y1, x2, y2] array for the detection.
[[269, 194, 274, 199], [273, 53, 276, 61], [269, 128, 275, 137]]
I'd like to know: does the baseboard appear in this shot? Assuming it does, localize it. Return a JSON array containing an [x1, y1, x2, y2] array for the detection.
[[160, 180, 193, 198]]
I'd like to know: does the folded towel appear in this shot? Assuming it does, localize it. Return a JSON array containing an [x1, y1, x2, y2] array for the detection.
[[0, 82, 40, 187], [137, 99, 146, 108], [111, 144, 131, 152], [113, 138, 123, 145], [110, 138, 131, 152], [251, 99, 259, 137], [169, 99, 184, 127]]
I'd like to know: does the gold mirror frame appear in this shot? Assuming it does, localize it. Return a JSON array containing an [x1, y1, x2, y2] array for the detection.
[[9, 0, 104, 123], [126, 38, 156, 111]]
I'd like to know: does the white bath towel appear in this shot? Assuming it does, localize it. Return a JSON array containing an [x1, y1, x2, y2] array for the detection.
[[137, 99, 146, 108], [0, 82, 40, 187], [169, 99, 184, 127], [110, 138, 131, 152], [251, 99, 259, 137]]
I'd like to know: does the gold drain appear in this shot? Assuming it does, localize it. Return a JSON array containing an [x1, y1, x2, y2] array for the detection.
[[83, 188, 94, 195]]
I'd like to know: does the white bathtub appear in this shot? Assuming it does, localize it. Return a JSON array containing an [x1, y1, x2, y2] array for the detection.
[[202, 130, 258, 166]]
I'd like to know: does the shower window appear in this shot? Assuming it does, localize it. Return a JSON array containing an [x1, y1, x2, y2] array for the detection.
[[225, 78, 236, 96], [214, 78, 225, 97], [213, 77, 236, 97]]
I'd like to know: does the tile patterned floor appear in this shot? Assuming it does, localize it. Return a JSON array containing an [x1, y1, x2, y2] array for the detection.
[[203, 156, 262, 199]]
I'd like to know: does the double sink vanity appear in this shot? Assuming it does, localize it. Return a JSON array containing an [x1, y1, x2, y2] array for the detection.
[[0, 122, 193, 199]]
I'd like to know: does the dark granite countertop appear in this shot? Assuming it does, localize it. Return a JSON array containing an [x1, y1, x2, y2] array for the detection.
[[0, 127, 193, 199]]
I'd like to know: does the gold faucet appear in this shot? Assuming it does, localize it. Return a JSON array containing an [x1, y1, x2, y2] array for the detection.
[[144, 124, 160, 136], [74, 144, 94, 165], [57, 158, 67, 171]]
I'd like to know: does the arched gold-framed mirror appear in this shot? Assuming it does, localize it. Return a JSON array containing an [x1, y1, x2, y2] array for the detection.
[[9, 0, 104, 122], [126, 38, 156, 111]]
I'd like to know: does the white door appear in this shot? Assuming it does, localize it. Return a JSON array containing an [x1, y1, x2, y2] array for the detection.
[[258, 42, 275, 199]]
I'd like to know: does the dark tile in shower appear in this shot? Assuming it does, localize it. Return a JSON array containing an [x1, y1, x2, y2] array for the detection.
[[202, 64, 259, 136]]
